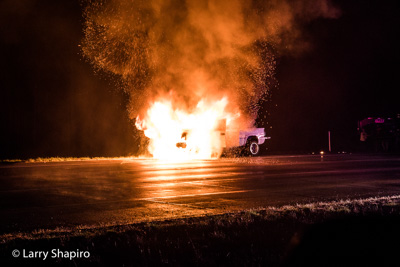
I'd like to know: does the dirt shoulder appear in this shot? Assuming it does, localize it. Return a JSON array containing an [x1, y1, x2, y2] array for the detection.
[[1, 195, 400, 266]]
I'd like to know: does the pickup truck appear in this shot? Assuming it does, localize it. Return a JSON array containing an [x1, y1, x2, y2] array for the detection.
[[176, 120, 271, 156], [238, 128, 271, 156]]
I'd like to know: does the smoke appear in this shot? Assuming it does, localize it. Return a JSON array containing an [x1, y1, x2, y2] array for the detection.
[[82, 0, 339, 128]]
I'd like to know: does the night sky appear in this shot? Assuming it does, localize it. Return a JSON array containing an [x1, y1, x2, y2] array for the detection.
[[270, 0, 399, 153], [1, 0, 399, 159]]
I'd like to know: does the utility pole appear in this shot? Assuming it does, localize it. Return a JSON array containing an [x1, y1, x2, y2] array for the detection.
[[328, 131, 331, 152]]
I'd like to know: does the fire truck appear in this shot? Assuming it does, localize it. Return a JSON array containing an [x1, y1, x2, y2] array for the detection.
[[357, 115, 400, 152]]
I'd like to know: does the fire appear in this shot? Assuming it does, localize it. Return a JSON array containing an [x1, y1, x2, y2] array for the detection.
[[135, 96, 236, 160]]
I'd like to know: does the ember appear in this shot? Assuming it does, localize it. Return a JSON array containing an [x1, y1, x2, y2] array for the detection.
[[82, 0, 340, 158]]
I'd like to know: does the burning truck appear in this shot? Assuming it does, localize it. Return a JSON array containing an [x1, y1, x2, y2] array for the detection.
[[176, 119, 271, 157], [135, 97, 271, 160]]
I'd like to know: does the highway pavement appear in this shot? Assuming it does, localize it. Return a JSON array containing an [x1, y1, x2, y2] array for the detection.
[[1, 154, 400, 234]]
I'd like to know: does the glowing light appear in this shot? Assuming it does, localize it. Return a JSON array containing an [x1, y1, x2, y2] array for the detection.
[[136, 96, 237, 160]]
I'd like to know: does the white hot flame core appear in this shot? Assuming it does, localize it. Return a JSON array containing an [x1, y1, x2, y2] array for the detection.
[[135, 97, 236, 160]]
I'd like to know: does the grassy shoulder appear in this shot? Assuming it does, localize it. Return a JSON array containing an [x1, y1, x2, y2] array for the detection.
[[0, 157, 136, 164], [1, 195, 400, 266]]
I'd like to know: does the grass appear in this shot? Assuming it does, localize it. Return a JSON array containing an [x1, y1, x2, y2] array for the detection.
[[0, 157, 136, 164], [1, 195, 400, 266]]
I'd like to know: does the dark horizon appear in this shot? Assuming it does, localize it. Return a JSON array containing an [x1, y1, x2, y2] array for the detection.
[[1, 0, 399, 159]]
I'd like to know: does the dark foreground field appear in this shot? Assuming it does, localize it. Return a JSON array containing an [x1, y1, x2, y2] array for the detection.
[[1, 196, 399, 266]]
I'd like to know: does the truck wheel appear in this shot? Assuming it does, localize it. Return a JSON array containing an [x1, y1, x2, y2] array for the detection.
[[248, 140, 260, 156]]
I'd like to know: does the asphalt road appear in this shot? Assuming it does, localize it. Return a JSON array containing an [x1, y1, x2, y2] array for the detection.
[[1, 154, 400, 234]]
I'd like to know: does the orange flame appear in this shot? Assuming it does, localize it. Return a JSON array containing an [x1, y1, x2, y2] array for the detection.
[[135, 96, 237, 160]]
